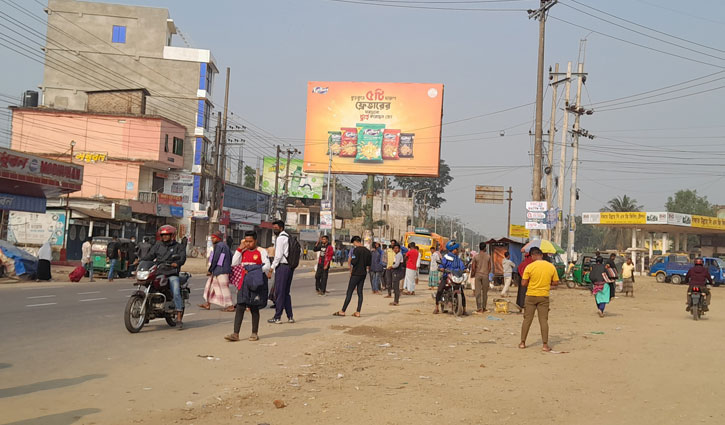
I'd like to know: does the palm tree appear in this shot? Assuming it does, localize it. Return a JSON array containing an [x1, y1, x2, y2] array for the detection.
[[600, 195, 642, 250]]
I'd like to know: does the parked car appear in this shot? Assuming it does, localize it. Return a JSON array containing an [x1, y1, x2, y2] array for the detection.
[[650, 255, 724, 286]]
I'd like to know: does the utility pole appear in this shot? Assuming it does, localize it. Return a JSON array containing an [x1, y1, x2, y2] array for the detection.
[[506, 186, 513, 238], [209, 112, 222, 237], [255, 157, 261, 191], [567, 59, 587, 260], [331, 176, 337, 244], [384, 178, 389, 241], [219, 67, 230, 225], [281, 147, 300, 223], [61, 140, 75, 261], [365, 175, 375, 247], [545, 63, 559, 240], [528, 0, 557, 238], [379, 176, 386, 240], [273, 145, 281, 218], [555, 61, 572, 246]]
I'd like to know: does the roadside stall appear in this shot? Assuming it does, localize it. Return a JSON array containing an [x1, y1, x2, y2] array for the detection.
[[485, 238, 524, 285]]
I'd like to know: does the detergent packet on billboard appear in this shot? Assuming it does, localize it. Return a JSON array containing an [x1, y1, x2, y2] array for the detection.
[[382, 129, 400, 160], [355, 123, 385, 163], [399, 133, 415, 158], [327, 131, 341, 155], [339, 127, 358, 157]]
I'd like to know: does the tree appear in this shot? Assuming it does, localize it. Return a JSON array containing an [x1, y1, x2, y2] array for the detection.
[[666, 189, 715, 216], [357, 177, 387, 196], [394, 160, 453, 228], [242, 165, 256, 189], [600, 194, 642, 250]]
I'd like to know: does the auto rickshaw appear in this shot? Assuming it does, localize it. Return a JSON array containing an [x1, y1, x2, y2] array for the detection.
[[90, 236, 131, 278], [565, 254, 596, 289]]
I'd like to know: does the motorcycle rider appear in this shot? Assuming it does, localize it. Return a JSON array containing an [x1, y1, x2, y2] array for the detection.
[[433, 240, 467, 315], [685, 257, 712, 312], [143, 225, 187, 328]]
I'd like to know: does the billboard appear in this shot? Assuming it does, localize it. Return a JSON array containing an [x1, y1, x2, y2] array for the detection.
[[261, 157, 324, 199], [303, 81, 444, 177]]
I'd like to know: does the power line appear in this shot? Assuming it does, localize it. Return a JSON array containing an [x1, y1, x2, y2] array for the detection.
[[325, 0, 529, 11]]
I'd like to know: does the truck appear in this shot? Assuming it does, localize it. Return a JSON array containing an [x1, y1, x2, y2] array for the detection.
[[650, 254, 725, 286], [403, 228, 448, 274]]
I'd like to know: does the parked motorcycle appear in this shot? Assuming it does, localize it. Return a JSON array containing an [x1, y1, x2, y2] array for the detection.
[[437, 269, 468, 317], [124, 259, 191, 333], [687, 286, 708, 321]]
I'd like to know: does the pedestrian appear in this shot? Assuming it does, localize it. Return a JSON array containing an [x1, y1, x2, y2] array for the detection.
[[36, 241, 52, 281], [605, 253, 618, 300], [589, 256, 612, 317], [127, 236, 138, 276], [369, 242, 383, 294], [387, 244, 405, 306], [471, 242, 492, 313], [334, 236, 371, 317], [82, 237, 95, 282], [519, 247, 559, 352], [516, 253, 533, 309], [226, 234, 234, 251], [434, 241, 467, 314], [225, 231, 270, 342], [621, 257, 635, 297], [303, 246, 309, 260], [501, 251, 516, 296], [268, 220, 295, 324], [428, 246, 441, 289], [106, 235, 121, 282], [200, 231, 235, 311], [403, 242, 420, 295], [137, 236, 153, 260], [313, 234, 334, 295], [382, 243, 395, 292]]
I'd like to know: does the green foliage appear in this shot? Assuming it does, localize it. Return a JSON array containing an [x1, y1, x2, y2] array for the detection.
[[601, 195, 642, 213], [600, 194, 641, 250], [242, 165, 256, 189], [666, 189, 715, 216]]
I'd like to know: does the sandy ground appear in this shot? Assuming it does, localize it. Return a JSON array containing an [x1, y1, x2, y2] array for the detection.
[[101, 275, 725, 425]]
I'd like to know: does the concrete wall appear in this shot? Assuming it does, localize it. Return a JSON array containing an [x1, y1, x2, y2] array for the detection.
[[372, 190, 413, 242]]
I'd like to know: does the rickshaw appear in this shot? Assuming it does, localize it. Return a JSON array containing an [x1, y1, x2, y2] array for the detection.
[[565, 254, 596, 288], [90, 236, 131, 278]]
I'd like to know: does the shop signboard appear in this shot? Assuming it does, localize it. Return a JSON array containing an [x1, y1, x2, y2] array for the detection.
[[261, 157, 324, 199]]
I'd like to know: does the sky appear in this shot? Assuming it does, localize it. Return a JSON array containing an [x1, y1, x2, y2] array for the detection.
[[1, 0, 724, 239]]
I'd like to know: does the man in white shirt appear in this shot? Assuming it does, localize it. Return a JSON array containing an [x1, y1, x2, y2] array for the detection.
[[268, 220, 295, 324], [501, 251, 516, 296], [82, 237, 95, 282]]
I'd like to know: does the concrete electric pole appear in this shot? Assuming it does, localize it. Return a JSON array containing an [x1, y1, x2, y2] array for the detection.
[[554, 62, 572, 246]]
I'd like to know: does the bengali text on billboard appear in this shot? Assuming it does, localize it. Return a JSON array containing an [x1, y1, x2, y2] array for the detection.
[[261, 157, 324, 199], [303, 81, 444, 177]]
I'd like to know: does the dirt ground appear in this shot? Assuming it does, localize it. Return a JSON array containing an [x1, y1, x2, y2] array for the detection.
[[122, 276, 725, 425]]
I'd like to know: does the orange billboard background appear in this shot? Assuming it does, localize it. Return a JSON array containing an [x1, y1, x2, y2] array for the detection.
[[303, 81, 444, 177]]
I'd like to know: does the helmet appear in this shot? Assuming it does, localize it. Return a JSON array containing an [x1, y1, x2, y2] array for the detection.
[[695, 258, 704, 266], [159, 225, 177, 236], [446, 240, 460, 251]]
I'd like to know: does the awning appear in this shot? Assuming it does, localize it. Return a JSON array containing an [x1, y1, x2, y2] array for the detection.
[[0, 192, 46, 213]]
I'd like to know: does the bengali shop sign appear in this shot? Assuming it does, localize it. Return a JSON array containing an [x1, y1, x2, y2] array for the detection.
[[303, 82, 444, 177]]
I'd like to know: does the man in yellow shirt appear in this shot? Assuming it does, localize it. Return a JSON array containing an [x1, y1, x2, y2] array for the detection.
[[519, 247, 559, 352]]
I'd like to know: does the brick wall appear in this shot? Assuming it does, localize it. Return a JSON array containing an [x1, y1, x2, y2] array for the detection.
[[87, 90, 146, 115]]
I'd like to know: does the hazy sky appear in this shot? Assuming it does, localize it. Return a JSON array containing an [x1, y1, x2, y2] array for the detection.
[[1, 0, 723, 238]]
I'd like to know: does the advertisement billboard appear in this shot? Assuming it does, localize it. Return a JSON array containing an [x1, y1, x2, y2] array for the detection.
[[303, 81, 444, 177], [261, 157, 324, 199], [7, 211, 66, 246]]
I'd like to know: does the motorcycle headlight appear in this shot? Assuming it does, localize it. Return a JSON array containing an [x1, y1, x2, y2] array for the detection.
[[137, 271, 150, 280]]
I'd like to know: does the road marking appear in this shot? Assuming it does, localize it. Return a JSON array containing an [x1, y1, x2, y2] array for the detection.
[[77, 291, 101, 295], [79, 297, 107, 302], [26, 295, 56, 299], [26, 302, 57, 307], [118, 289, 137, 292]]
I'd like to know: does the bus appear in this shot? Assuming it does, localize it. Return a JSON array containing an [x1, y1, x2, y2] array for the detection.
[[403, 228, 449, 274]]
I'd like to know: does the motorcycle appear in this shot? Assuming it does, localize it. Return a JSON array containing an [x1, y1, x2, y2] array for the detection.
[[687, 286, 708, 321], [124, 259, 191, 333], [436, 269, 468, 317]]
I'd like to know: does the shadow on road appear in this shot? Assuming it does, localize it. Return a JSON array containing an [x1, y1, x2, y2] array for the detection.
[[3, 408, 101, 425], [0, 363, 11, 370], [261, 327, 320, 339], [0, 374, 105, 399]]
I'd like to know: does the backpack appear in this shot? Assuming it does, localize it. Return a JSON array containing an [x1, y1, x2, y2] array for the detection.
[[281, 234, 301, 270], [106, 242, 116, 258]]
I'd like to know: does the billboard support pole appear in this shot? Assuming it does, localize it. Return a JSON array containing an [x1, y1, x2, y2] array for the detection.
[[365, 174, 374, 247], [331, 176, 336, 244], [326, 147, 332, 202]]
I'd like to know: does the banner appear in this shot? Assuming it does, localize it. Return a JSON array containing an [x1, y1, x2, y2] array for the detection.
[[303, 81, 444, 177], [599, 212, 646, 225], [7, 211, 66, 246], [509, 224, 529, 238], [320, 211, 333, 230], [261, 157, 324, 199]]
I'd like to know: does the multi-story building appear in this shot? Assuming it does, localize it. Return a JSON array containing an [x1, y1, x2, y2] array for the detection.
[[38, 0, 219, 245]]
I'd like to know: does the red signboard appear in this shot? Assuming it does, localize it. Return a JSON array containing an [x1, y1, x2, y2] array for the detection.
[[157, 193, 183, 206], [0, 147, 83, 186]]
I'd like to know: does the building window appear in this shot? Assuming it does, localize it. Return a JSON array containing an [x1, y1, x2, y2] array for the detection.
[[164, 134, 169, 152], [112, 25, 126, 43], [298, 214, 308, 226], [152, 173, 164, 192], [205, 64, 214, 93], [203, 102, 211, 131], [173, 137, 184, 156]]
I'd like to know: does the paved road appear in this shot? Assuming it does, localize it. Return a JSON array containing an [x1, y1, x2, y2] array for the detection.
[[0, 269, 361, 425]]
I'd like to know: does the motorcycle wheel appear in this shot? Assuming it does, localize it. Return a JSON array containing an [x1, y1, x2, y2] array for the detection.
[[692, 304, 699, 321], [566, 280, 576, 289], [453, 293, 464, 317], [165, 315, 177, 327], [124, 295, 146, 333]]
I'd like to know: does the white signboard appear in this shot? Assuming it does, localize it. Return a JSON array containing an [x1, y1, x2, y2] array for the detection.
[[7, 211, 66, 246], [526, 211, 546, 219], [525, 201, 548, 212], [525, 221, 548, 230], [320, 211, 333, 230], [225, 208, 262, 225], [164, 172, 195, 210], [646, 212, 667, 224]]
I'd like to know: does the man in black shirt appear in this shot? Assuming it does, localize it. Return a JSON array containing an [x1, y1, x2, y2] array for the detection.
[[334, 236, 371, 317]]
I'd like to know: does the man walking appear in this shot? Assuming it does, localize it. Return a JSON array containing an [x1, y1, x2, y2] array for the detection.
[[106, 235, 121, 282], [269, 220, 295, 324], [369, 242, 383, 294], [501, 251, 516, 296], [471, 242, 492, 313], [127, 236, 138, 277], [136, 236, 153, 261], [519, 247, 559, 352], [334, 236, 371, 317], [313, 234, 334, 295], [82, 237, 95, 282], [403, 242, 420, 295]]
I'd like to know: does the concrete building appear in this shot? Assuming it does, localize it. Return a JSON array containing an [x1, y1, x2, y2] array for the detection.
[[373, 189, 414, 243], [40, 0, 219, 245]]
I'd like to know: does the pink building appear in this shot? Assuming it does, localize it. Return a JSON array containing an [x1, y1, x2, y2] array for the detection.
[[10, 107, 185, 200]]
